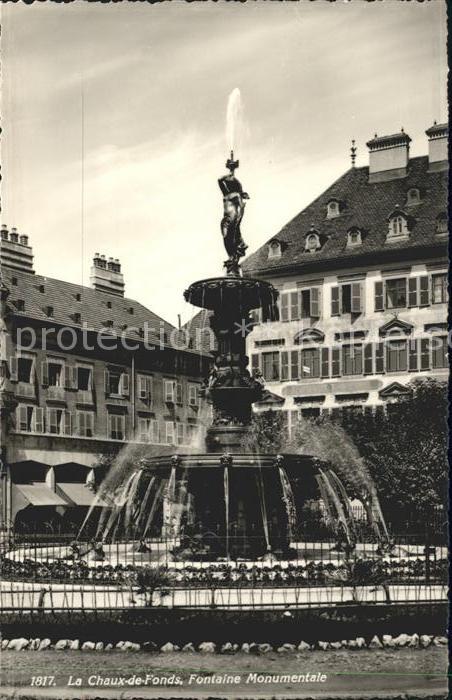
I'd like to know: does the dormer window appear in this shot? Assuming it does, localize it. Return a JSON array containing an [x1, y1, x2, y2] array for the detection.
[[406, 188, 420, 206], [346, 227, 362, 248], [268, 239, 282, 259], [387, 207, 410, 241], [326, 199, 341, 219], [436, 212, 448, 235], [305, 228, 321, 252]]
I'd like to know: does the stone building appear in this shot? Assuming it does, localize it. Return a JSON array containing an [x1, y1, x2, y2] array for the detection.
[[242, 124, 448, 435], [0, 234, 210, 532]]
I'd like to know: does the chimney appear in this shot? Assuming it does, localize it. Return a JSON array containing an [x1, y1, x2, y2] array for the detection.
[[425, 122, 448, 172], [90, 253, 125, 296], [366, 130, 411, 183], [0, 226, 34, 273]]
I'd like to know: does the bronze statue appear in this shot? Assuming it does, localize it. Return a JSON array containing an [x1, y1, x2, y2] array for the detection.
[[218, 152, 249, 273]]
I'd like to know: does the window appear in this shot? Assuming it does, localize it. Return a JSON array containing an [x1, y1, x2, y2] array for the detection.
[[387, 213, 409, 239], [17, 357, 33, 383], [305, 232, 321, 252], [326, 200, 340, 219], [16, 405, 40, 433], [16, 299, 25, 312], [138, 375, 153, 402], [268, 240, 281, 259], [331, 283, 362, 315], [77, 366, 92, 391], [74, 313, 81, 325], [436, 213, 448, 234], [346, 229, 362, 247], [386, 340, 407, 372], [105, 369, 129, 396], [342, 345, 363, 376], [406, 188, 420, 205], [46, 306, 54, 317], [12, 277, 17, 286], [300, 348, 320, 378], [165, 421, 175, 445], [75, 293, 81, 302], [176, 423, 185, 446], [262, 352, 280, 381], [188, 383, 199, 407], [43, 361, 63, 387], [432, 273, 448, 304], [385, 278, 407, 309], [164, 379, 182, 403], [47, 408, 72, 435], [109, 414, 125, 440], [77, 411, 94, 437], [139, 418, 160, 443], [432, 336, 448, 369]]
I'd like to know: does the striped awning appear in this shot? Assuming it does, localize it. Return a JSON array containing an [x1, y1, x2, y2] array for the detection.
[[13, 483, 67, 507], [56, 483, 108, 507]]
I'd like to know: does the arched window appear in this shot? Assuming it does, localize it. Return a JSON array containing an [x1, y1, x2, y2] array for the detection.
[[406, 188, 420, 205], [346, 228, 362, 247], [305, 232, 321, 252], [268, 239, 282, 259], [326, 199, 341, 219], [387, 209, 409, 240]]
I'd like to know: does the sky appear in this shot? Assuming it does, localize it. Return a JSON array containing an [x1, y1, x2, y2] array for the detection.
[[1, 1, 448, 326]]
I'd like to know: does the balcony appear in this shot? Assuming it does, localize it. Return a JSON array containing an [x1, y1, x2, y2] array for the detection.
[[47, 386, 66, 401], [15, 382, 35, 399]]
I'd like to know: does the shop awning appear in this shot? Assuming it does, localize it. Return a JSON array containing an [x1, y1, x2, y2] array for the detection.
[[13, 483, 67, 507], [56, 483, 108, 507]]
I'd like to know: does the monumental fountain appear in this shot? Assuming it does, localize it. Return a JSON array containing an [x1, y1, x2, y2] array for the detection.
[[72, 142, 392, 565]]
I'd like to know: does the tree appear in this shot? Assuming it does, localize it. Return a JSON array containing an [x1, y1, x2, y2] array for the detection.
[[341, 378, 448, 527]]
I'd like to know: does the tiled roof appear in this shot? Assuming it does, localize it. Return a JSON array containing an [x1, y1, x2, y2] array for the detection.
[[2, 267, 180, 348], [183, 309, 215, 354], [242, 156, 447, 277]]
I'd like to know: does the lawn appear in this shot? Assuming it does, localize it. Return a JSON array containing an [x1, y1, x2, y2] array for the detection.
[[0, 648, 448, 699]]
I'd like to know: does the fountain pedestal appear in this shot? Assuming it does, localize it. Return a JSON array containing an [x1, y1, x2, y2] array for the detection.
[[184, 275, 278, 452]]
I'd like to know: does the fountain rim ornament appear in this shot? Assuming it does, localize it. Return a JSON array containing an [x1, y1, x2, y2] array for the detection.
[[183, 275, 278, 311]]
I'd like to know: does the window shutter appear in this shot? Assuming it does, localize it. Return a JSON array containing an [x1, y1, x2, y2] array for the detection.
[[150, 420, 159, 443], [63, 410, 72, 436], [408, 339, 418, 371], [331, 286, 340, 316], [363, 344, 373, 375], [138, 375, 147, 399], [420, 338, 430, 370], [281, 351, 289, 381], [351, 283, 363, 314], [310, 287, 321, 318], [147, 377, 153, 403], [120, 373, 130, 396], [34, 407, 44, 433], [47, 408, 58, 434], [64, 365, 72, 390], [374, 281, 384, 311], [399, 340, 408, 372], [251, 354, 260, 372], [408, 278, 418, 307], [138, 418, 148, 442], [321, 348, 330, 378], [419, 276, 429, 306], [311, 348, 320, 377], [76, 411, 84, 436], [290, 350, 299, 380], [41, 362, 49, 387], [375, 342, 384, 373], [177, 423, 184, 445], [9, 357, 18, 382], [290, 292, 299, 321], [280, 293, 289, 322], [331, 348, 341, 377], [104, 369, 110, 394], [354, 345, 363, 374], [18, 404, 28, 431]]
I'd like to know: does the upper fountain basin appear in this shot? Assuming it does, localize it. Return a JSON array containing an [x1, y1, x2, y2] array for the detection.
[[184, 276, 278, 314]]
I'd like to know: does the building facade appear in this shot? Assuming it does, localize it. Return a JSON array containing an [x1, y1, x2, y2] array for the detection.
[[243, 124, 448, 436], [0, 235, 210, 532]]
